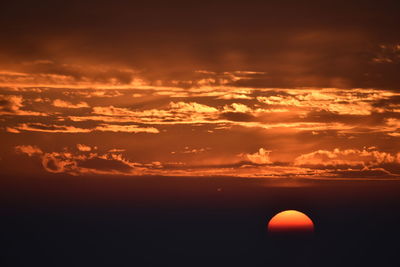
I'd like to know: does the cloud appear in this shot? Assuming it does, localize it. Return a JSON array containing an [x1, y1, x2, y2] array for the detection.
[[94, 124, 160, 133], [35, 88, 398, 136], [11, 143, 400, 179], [6, 127, 21, 133], [294, 148, 399, 170], [76, 144, 92, 151], [108, 148, 126, 152], [329, 168, 397, 179], [41, 152, 78, 173], [52, 99, 89, 108], [223, 103, 252, 113], [76, 157, 133, 173], [220, 112, 256, 122], [217, 92, 252, 100], [0, 61, 146, 89], [63, 90, 123, 98], [15, 145, 43, 156], [13, 144, 156, 175], [0, 0, 399, 181], [386, 118, 400, 129], [169, 101, 218, 113], [171, 147, 210, 154], [256, 89, 396, 116], [11, 144, 292, 177], [92, 105, 137, 116], [90, 101, 220, 125], [241, 148, 272, 164], [11, 123, 160, 134], [0, 95, 23, 114], [1, 0, 400, 90], [15, 123, 91, 133], [372, 44, 400, 64], [40, 152, 137, 175], [0, 94, 46, 116]]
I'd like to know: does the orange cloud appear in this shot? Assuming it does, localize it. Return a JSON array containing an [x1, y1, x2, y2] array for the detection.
[[41, 152, 78, 174], [2, 82, 400, 180], [223, 103, 252, 113], [52, 99, 89, 108], [94, 124, 160, 133], [76, 144, 92, 151], [10, 123, 160, 134], [256, 88, 397, 116], [6, 127, 21, 133], [63, 90, 123, 98], [90, 101, 220, 125], [294, 148, 398, 168], [15, 123, 92, 133], [0, 95, 47, 116], [240, 148, 272, 164], [169, 101, 218, 113], [15, 145, 160, 176], [15, 145, 43, 156], [0, 62, 148, 89], [12, 143, 400, 179], [0, 95, 23, 114]]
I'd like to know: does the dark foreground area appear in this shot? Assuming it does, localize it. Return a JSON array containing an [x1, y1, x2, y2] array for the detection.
[[1, 175, 400, 267]]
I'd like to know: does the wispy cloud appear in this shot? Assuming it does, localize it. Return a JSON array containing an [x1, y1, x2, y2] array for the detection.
[[94, 124, 159, 133], [52, 99, 89, 108], [76, 144, 92, 151], [0, 95, 46, 116], [11, 123, 160, 134], [240, 148, 272, 164], [15, 145, 43, 156]]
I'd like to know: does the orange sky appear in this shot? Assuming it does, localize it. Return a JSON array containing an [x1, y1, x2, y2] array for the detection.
[[1, 1, 400, 179]]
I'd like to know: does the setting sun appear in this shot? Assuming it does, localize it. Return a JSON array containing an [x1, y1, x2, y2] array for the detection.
[[268, 210, 314, 233]]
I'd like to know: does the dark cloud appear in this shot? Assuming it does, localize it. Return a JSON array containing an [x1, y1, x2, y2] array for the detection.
[[8, 141, 400, 179], [44, 157, 63, 172], [77, 157, 133, 172], [220, 112, 256, 122], [0, 1, 399, 88], [330, 169, 398, 179], [303, 110, 383, 126], [373, 95, 400, 108], [378, 163, 400, 175]]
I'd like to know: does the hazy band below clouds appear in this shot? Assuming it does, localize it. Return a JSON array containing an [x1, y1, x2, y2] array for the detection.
[[12, 144, 400, 179]]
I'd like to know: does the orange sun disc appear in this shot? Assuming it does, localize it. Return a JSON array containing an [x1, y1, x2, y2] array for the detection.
[[267, 210, 314, 233]]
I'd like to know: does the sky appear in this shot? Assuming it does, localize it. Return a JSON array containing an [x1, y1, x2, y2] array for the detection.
[[1, 0, 400, 179]]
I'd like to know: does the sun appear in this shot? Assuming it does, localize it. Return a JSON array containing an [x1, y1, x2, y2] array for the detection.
[[267, 210, 314, 234]]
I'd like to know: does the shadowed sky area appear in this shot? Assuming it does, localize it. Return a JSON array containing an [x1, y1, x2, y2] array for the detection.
[[1, 176, 400, 266], [0, 0, 399, 87]]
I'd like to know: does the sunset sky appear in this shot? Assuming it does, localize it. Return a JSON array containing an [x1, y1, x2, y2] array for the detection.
[[1, 0, 400, 179], [2, 2, 400, 267]]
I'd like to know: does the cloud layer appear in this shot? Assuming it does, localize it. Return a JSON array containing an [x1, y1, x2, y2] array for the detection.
[[1, 83, 399, 179], [1, 1, 400, 179]]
